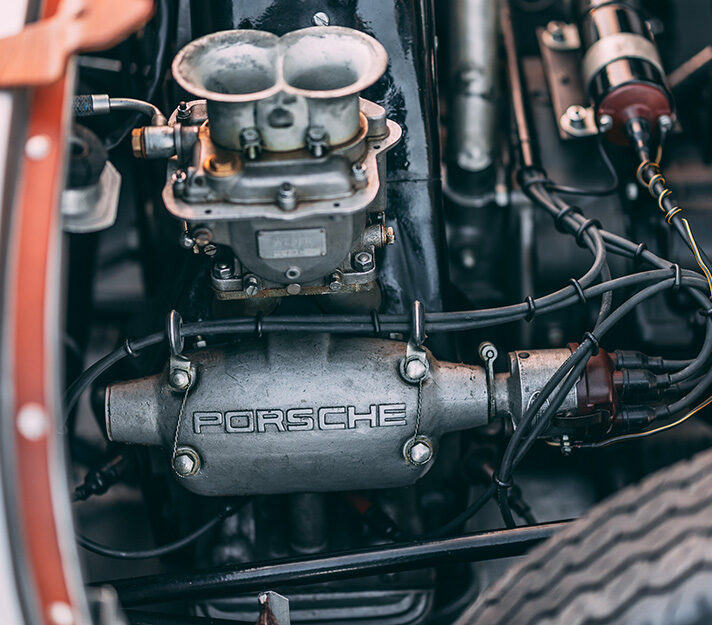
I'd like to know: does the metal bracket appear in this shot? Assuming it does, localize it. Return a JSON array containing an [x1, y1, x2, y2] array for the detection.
[[399, 300, 429, 384], [479, 342, 498, 422], [257, 591, 291, 625], [166, 310, 196, 392]]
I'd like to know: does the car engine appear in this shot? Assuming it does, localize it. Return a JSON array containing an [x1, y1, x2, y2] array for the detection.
[[51, 1, 712, 624]]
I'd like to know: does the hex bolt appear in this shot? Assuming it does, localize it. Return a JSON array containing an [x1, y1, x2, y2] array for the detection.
[[173, 447, 201, 477], [243, 274, 260, 296], [598, 113, 614, 132], [351, 162, 367, 188], [306, 126, 329, 158], [404, 357, 427, 381], [240, 127, 262, 160], [546, 20, 566, 43], [658, 114, 674, 133], [353, 251, 374, 272], [169, 369, 191, 391], [213, 260, 233, 279], [277, 182, 297, 211], [328, 271, 343, 291], [312, 11, 330, 26], [566, 105, 587, 130], [176, 101, 191, 122], [404, 437, 433, 466]]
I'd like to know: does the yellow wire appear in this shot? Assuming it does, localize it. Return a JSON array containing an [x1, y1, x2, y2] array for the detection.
[[546, 393, 712, 450], [681, 217, 712, 297]]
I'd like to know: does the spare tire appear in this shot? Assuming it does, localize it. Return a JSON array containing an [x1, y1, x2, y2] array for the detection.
[[456, 447, 712, 625]]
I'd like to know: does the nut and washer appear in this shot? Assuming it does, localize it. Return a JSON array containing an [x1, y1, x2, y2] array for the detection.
[[403, 436, 434, 466], [352, 251, 374, 272], [566, 105, 587, 130], [240, 127, 262, 160], [173, 446, 201, 477], [213, 260, 234, 279], [328, 271, 343, 291], [401, 356, 428, 382], [169, 369, 191, 391], [306, 126, 328, 157], [277, 182, 297, 211]]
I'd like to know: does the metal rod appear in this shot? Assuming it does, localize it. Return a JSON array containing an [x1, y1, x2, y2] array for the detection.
[[102, 521, 568, 606], [499, 0, 539, 169]]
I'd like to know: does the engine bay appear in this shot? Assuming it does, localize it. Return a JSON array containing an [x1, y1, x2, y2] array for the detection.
[[53, 1, 712, 623]]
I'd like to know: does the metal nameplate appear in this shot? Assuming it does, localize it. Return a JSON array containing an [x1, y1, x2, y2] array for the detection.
[[193, 404, 408, 434], [257, 227, 327, 259]]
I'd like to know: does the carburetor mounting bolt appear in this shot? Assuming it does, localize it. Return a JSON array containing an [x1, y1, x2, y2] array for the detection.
[[328, 271, 343, 291], [351, 162, 367, 188], [240, 127, 262, 160], [173, 446, 201, 477], [243, 274, 261, 296], [306, 126, 329, 158], [353, 251, 374, 272], [276, 182, 297, 211], [404, 436, 434, 466], [176, 100, 191, 122], [213, 260, 233, 279]]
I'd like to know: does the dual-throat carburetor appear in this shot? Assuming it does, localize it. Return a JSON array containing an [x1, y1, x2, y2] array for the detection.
[[132, 26, 401, 299]]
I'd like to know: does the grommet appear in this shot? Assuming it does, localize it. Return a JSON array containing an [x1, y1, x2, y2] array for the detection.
[[524, 295, 537, 322], [633, 242, 648, 266], [582, 331, 600, 355], [554, 204, 583, 233], [569, 278, 587, 305], [123, 338, 139, 358], [575, 218, 602, 247]]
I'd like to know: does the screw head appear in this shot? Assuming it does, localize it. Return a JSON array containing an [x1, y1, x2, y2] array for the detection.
[[179, 232, 195, 249], [244, 275, 260, 296], [598, 113, 614, 132], [353, 251, 374, 272], [169, 369, 191, 391], [312, 11, 330, 26], [404, 437, 434, 465], [566, 105, 587, 129], [173, 447, 201, 477]]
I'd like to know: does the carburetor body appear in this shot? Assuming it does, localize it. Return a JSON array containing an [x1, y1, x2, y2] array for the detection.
[[132, 27, 401, 299]]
